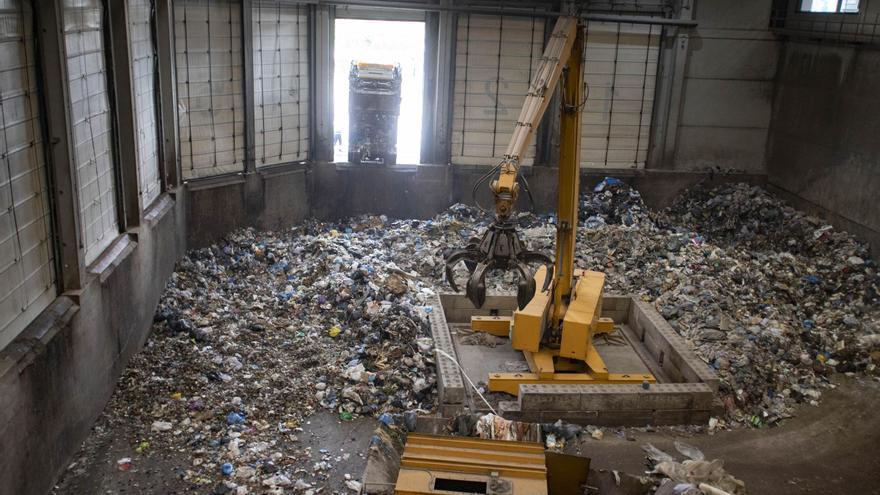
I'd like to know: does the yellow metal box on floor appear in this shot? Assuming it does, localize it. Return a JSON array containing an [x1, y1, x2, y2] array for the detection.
[[394, 434, 548, 494]]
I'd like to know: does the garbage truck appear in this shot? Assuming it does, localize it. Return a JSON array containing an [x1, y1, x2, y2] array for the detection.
[[348, 61, 401, 165]]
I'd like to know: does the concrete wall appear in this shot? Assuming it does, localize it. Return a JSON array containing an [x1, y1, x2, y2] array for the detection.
[[185, 162, 765, 247], [766, 40, 880, 254], [186, 167, 310, 248], [672, 0, 779, 172], [0, 195, 185, 495]]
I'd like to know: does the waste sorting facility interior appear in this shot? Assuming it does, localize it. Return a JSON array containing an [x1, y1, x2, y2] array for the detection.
[[0, 0, 879, 494]]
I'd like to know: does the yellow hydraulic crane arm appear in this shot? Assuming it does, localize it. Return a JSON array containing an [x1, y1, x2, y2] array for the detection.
[[491, 16, 579, 220], [445, 19, 654, 392], [445, 16, 584, 311]]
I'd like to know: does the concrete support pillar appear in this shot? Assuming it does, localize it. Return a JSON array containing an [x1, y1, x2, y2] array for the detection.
[[428, 0, 457, 165], [311, 5, 335, 162], [155, 0, 180, 190], [647, 0, 693, 169], [107, 0, 143, 228], [242, 0, 257, 173]]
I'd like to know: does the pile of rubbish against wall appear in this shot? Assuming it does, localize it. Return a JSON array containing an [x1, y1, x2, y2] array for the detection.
[[70, 181, 877, 492]]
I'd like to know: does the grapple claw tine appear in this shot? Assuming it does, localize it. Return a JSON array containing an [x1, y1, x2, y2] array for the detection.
[[541, 263, 554, 292], [466, 260, 492, 309], [518, 250, 555, 293], [444, 249, 475, 293], [464, 260, 477, 273], [445, 264, 461, 293], [515, 262, 537, 310]]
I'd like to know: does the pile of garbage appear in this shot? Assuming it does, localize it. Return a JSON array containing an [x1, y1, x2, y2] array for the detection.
[[573, 182, 878, 426], [663, 182, 839, 254], [580, 176, 651, 229], [104, 214, 491, 492], [87, 180, 878, 491]]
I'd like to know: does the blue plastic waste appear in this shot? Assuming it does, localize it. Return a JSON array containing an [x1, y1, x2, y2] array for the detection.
[[226, 412, 245, 425], [594, 176, 624, 192]]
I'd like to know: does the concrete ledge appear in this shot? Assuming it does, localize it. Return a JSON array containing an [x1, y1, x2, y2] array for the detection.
[[183, 171, 245, 190], [499, 402, 712, 427], [0, 297, 78, 378], [88, 234, 138, 283], [143, 193, 175, 227], [628, 300, 719, 392], [428, 294, 465, 405], [518, 383, 714, 412]]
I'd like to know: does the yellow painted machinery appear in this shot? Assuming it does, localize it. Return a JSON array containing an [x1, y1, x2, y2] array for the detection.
[[445, 16, 654, 395], [394, 434, 589, 495], [395, 434, 549, 494]]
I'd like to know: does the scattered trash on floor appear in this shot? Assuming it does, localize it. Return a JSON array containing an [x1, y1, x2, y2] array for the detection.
[[645, 443, 746, 495], [474, 413, 541, 442]]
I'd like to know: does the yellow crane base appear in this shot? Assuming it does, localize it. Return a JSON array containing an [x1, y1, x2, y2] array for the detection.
[[470, 315, 513, 337]]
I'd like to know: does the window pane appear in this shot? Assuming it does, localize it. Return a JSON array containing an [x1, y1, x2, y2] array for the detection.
[[581, 21, 660, 169], [841, 0, 859, 12], [129, 0, 162, 208], [0, 0, 57, 350], [253, 0, 310, 167], [452, 14, 545, 166], [63, 0, 120, 264], [800, 0, 839, 12], [175, 0, 245, 180]]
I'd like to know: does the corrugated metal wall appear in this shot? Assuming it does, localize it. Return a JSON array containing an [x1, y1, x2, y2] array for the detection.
[[581, 21, 659, 168], [63, 0, 120, 263], [451, 14, 545, 166], [253, 0, 309, 166], [175, 0, 245, 179], [0, 0, 56, 349]]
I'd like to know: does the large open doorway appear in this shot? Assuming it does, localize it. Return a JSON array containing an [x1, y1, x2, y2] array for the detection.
[[333, 18, 424, 164]]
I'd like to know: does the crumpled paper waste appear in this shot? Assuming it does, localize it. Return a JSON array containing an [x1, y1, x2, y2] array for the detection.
[[645, 442, 746, 495]]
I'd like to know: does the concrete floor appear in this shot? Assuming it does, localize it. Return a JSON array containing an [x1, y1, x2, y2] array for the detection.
[[51, 412, 376, 494], [452, 324, 651, 384], [571, 375, 880, 494]]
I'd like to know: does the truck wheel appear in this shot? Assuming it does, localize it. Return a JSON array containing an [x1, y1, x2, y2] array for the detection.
[[348, 151, 361, 164]]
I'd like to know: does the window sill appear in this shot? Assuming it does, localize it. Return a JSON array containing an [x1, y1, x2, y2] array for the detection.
[[256, 161, 308, 177], [183, 172, 246, 191], [144, 193, 175, 228], [0, 296, 78, 378], [87, 234, 137, 284], [793, 10, 861, 15]]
